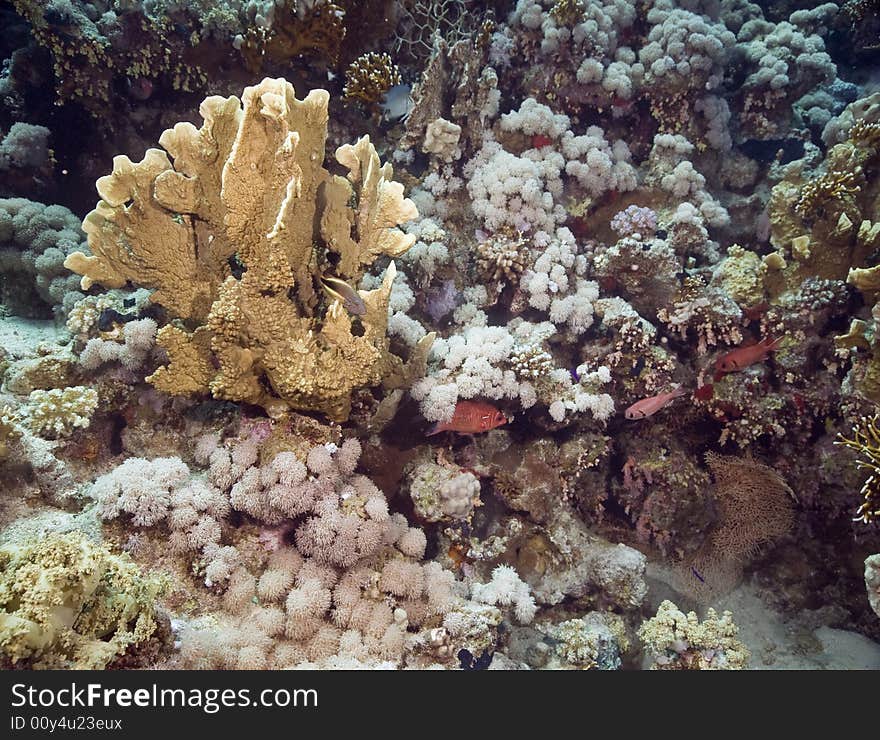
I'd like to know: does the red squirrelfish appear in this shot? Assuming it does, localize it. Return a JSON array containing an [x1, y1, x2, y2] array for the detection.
[[624, 386, 686, 420], [716, 336, 782, 374], [427, 401, 508, 435]]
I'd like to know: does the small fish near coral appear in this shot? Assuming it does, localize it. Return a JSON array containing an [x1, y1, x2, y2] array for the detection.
[[427, 400, 508, 436], [320, 274, 367, 316], [715, 336, 783, 377], [624, 386, 687, 420]]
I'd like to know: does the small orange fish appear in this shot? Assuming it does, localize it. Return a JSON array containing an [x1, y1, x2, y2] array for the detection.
[[624, 386, 686, 420], [427, 400, 508, 436], [716, 336, 782, 374]]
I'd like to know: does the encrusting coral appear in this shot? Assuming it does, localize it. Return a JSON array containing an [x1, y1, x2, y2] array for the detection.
[[64, 78, 433, 421]]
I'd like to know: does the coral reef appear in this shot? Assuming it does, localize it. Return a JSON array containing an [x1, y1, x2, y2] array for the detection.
[[2, 0, 880, 675]]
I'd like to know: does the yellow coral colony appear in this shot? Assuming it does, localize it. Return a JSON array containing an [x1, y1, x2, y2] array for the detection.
[[65, 78, 431, 421]]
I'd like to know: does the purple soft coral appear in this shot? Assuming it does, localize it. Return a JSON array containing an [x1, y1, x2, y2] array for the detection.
[[423, 279, 461, 323], [610, 205, 658, 238]]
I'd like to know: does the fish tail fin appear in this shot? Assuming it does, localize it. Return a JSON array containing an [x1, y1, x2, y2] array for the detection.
[[426, 422, 445, 436], [764, 335, 784, 352], [671, 384, 687, 399]]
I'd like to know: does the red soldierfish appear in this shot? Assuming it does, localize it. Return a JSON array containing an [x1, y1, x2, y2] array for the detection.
[[427, 400, 508, 435], [624, 386, 687, 420], [715, 336, 782, 374]]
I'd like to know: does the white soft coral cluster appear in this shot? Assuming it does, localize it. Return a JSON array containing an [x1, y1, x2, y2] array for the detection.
[[91, 431, 465, 665], [471, 564, 537, 624], [520, 227, 600, 334], [79, 318, 158, 371], [503, 98, 637, 196], [362, 267, 427, 349], [168, 443, 470, 668], [411, 318, 614, 424], [511, 0, 637, 53], [179, 535, 463, 669], [737, 11, 836, 99], [500, 96, 570, 138], [411, 325, 523, 422], [0, 123, 51, 172], [93, 455, 237, 585], [546, 363, 615, 423], [511, 0, 641, 101], [466, 98, 639, 232], [639, 1, 735, 92], [94, 456, 192, 528], [560, 128, 638, 197], [465, 132, 566, 233], [0, 198, 90, 316], [646, 134, 730, 228], [399, 217, 450, 275]]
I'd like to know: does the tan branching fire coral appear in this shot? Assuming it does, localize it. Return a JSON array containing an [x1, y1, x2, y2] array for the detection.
[[65, 78, 433, 421]]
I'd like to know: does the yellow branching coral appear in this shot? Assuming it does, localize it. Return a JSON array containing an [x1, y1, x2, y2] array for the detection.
[[240, 1, 347, 73], [768, 116, 880, 290], [794, 170, 862, 219], [836, 415, 880, 525], [343, 52, 402, 108], [65, 78, 432, 421]]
